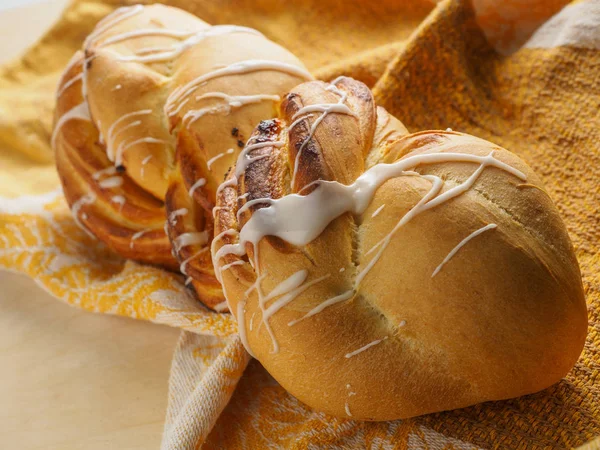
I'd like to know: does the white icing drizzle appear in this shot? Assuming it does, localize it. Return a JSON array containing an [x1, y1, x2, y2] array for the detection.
[[106, 109, 152, 164], [208, 93, 278, 109], [431, 223, 497, 278], [211, 137, 279, 225], [188, 178, 207, 197], [345, 336, 388, 359], [244, 272, 266, 297], [214, 300, 229, 312], [115, 137, 169, 168], [344, 402, 352, 417], [113, 84, 122, 91], [113, 121, 141, 154], [167, 97, 189, 117], [98, 176, 123, 188], [84, 5, 144, 48], [141, 154, 153, 178], [357, 154, 518, 287], [344, 383, 355, 417], [235, 140, 284, 178], [330, 76, 346, 85], [80, 54, 97, 99], [293, 102, 354, 118], [221, 260, 245, 272], [236, 198, 274, 222], [215, 149, 526, 339], [325, 83, 346, 96], [287, 290, 354, 327], [215, 177, 238, 197], [211, 229, 241, 283], [339, 267, 345, 273], [169, 207, 188, 225], [129, 228, 151, 248], [61, 51, 83, 78], [288, 113, 314, 132], [135, 45, 180, 55], [71, 193, 97, 239], [166, 59, 313, 115], [264, 270, 308, 301], [56, 73, 83, 99], [92, 166, 117, 180], [289, 79, 354, 188], [371, 204, 385, 218], [244, 264, 277, 352], [185, 276, 192, 285], [236, 300, 255, 358], [101, 27, 198, 47], [206, 148, 235, 170], [116, 26, 262, 64], [173, 231, 209, 251], [51, 103, 91, 148], [111, 195, 126, 209], [183, 93, 280, 127], [261, 275, 330, 330], [179, 247, 208, 275], [58, 5, 134, 134], [249, 312, 255, 331], [212, 205, 230, 220]]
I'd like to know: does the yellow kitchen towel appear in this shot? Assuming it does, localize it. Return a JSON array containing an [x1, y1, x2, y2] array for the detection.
[[1, 0, 599, 448]]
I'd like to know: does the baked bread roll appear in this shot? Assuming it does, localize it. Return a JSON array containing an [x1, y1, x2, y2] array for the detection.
[[53, 4, 312, 306], [211, 77, 587, 420]]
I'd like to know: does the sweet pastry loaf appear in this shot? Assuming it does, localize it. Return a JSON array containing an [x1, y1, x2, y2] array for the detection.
[[53, 4, 312, 307], [54, 5, 586, 420], [211, 77, 587, 420]]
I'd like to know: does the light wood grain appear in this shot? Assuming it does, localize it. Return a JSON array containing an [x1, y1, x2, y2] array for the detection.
[[0, 3, 182, 449], [0, 272, 180, 449]]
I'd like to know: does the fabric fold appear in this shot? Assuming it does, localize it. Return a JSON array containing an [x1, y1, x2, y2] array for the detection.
[[162, 332, 250, 450]]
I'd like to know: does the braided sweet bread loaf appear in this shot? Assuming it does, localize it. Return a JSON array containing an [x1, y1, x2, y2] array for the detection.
[[211, 77, 587, 420], [53, 5, 586, 420], [53, 4, 311, 308]]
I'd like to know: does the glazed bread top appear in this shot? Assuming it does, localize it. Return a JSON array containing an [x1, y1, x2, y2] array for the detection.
[[211, 77, 587, 420], [53, 4, 312, 300]]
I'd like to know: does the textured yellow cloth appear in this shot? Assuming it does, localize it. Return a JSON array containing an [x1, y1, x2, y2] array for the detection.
[[1, 0, 599, 448]]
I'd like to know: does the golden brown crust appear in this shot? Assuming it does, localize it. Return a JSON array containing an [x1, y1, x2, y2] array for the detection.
[[53, 5, 311, 307], [54, 49, 177, 269], [281, 78, 375, 190], [212, 77, 587, 420], [164, 23, 311, 309]]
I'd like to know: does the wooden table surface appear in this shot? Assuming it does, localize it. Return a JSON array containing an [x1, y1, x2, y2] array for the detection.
[[0, 273, 179, 449], [1, 2, 181, 448]]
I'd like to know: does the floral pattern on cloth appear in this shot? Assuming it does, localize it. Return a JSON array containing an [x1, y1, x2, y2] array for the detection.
[[0, 191, 236, 336]]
